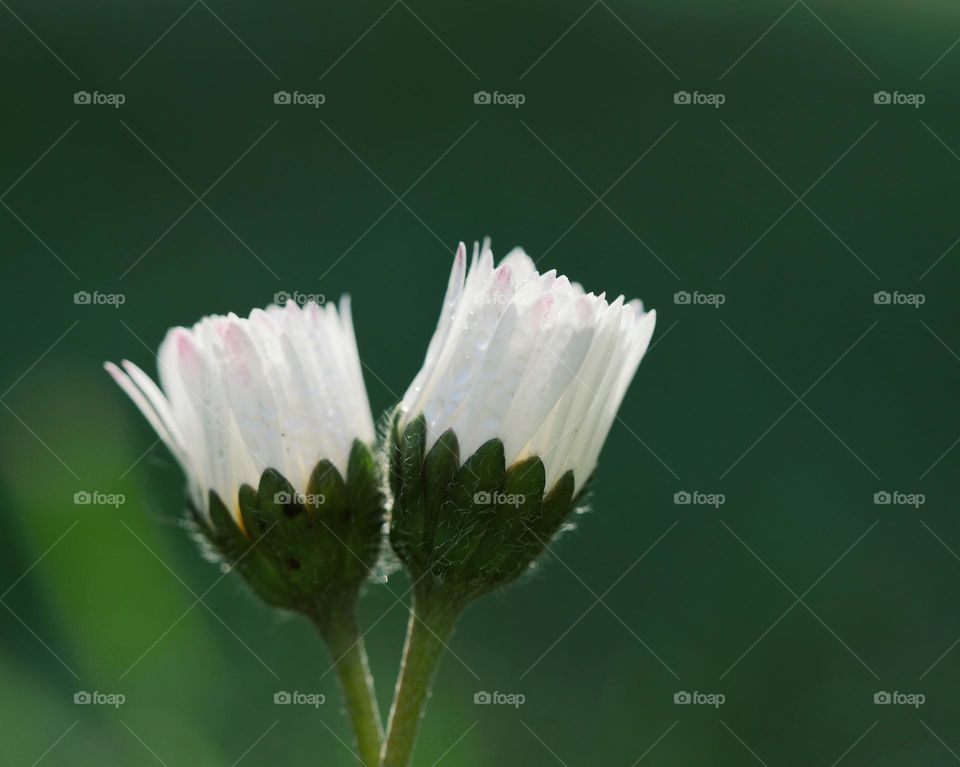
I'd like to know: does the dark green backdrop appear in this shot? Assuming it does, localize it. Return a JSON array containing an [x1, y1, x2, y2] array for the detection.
[[2, 1, 959, 764]]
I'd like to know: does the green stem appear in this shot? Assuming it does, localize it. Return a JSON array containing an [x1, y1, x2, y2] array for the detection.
[[314, 607, 383, 767], [381, 592, 464, 767]]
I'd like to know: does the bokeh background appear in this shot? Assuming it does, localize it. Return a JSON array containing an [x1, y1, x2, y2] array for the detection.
[[2, 0, 960, 764]]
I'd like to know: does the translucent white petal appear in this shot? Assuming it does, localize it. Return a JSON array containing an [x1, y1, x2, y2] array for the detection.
[[104, 362, 187, 475], [107, 295, 376, 522], [401, 241, 656, 494]]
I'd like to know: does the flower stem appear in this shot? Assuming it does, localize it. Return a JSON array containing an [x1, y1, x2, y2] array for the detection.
[[381, 592, 464, 767], [314, 606, 383, 767]]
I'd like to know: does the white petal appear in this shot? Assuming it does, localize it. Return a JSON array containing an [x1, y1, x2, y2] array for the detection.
[[400, 240, 656, 494], [107, 295, 376, 521]]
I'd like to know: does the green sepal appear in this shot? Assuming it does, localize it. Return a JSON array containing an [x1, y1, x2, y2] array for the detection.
[[238, 484, 268, 539], [386, 420, 583, 602], [345, 440, 387, 579], [258, 469, 315, 543], [206, 491, 291, 608], [193, 442, 386, 618], [465, 455, 547, 589], [431, 438, 505, 579], [399, 415, 427, 521], [513, 469, 577, 577], [306, 458, 349, 536], [537, 469, 577, 541], [207, 491, 249, 560], [387, 410, 403, 505], [389, 415, 427, 571], [422, 429, 460, 556]]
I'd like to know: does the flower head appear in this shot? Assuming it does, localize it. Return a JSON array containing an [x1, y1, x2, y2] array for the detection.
[[107, 297, 385, 615], [106, 297, 376, 520], [400, 241, 656, 493], [389, 241, 656, 600]]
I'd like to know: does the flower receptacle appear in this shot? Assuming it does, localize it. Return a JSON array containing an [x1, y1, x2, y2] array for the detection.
[[194, 438, 385, 620], [388, 414, 585, 604]]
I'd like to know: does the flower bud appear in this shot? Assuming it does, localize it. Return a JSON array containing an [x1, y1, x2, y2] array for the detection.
[[106, 297, 385, 617], [390, 242, 656, 599]]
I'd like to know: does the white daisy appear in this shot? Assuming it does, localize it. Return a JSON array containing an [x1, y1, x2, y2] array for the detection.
[[400, 241, 656, 492], [106, 297, 376, 521]]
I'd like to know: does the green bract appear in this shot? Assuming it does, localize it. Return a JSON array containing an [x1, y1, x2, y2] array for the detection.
[[388, 414, 588, 601], [194, 439, 385, 620]]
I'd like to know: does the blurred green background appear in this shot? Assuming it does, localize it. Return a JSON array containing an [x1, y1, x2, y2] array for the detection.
[[2, 0, 960, 764]]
